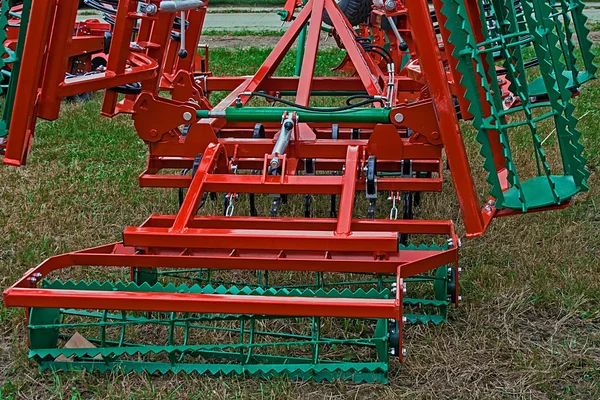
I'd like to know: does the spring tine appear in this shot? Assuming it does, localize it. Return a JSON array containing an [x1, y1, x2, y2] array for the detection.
[[367, 198, 376, 219], [249, 194, 257, 216], [270, 196, 281, 217], [403, 192, 413, 220], [329, 195, 337, 218], [178, 168, 190, 208], [223, 193, 229, 216], [302, 194, 311, 218]]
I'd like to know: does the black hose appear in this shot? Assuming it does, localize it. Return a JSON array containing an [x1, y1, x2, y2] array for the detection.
[[364, 44, 393, 63], [345, 94, 376, 106], [364, 47, 392, 64], [246, 92, 385, 112]]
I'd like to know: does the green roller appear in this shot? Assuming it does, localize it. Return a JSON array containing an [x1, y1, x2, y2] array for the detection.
[[440, 0, 595, 211]]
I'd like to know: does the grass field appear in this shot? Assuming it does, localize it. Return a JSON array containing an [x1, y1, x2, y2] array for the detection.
[[1, 38, 600, 399]]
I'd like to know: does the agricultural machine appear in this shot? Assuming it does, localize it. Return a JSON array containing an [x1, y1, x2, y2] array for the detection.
[[1, 0, 595, 383]]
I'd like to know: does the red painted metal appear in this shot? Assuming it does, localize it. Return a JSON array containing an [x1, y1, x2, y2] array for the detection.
[[2, 0, 567, 367]]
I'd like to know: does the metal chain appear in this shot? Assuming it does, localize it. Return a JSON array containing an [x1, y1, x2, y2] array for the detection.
[[388, 191, 399, 220], [225, 193, 235, 217]]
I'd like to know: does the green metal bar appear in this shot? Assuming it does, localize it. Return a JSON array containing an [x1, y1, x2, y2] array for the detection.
[[197, 107, 391, 123], [0, 0, 32, 137], [294, 24, 308, 76]]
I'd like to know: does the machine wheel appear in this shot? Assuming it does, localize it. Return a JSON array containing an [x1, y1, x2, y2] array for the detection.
[[434, 265, 457, 303], [323, 0, 372, 27]]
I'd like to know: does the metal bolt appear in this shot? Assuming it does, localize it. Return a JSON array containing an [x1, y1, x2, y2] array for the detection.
[[458, 267, 463, 273], [402, 283, 407, 294], [402, 348, 407, 357], [33, 273, 42, 278], [390, 348, 396, 355], [182, 112, 192, 121], [402, 316, 407, 323], [487, 199, 496, 207], [447, 267, 452, 274], [447, 238, 454, 248], [457, 238, 462, 248], [458, 296, 462, 301], [384, 0, 396, 10], [145, 3, 158, 15], [394, 113, 404, 123], [485, 205, 492, 212]]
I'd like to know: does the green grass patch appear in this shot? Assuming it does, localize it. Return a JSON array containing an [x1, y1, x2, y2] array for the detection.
[[0, 45, 599, 398], [201, 28, 285, 36]]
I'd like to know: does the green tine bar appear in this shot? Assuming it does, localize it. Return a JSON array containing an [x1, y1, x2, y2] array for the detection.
[[0, 0, 31, 138]]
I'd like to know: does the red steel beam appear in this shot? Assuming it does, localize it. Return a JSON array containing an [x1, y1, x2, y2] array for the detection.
[[123, 228, 400, 252], [3, 288, 398, 319], [140, 215, 455, 235], [139, 172, 443, 191]]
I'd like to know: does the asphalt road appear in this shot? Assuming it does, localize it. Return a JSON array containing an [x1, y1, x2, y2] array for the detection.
[[77, 4, 600, 29], [77, 8, 286, 31]]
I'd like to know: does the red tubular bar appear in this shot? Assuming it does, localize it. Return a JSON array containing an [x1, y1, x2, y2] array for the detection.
[[4, 288, 398, 319], [124, 228, 400, 251]]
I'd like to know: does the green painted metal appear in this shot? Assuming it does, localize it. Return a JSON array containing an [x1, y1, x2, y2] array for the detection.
[[294, 23, 308, 76], [196, 106, 391, 123], [27, 280, 392, 383], [0, 0, 32, 138], [26, 242, 454, 382], [441, 0, 595, 211]]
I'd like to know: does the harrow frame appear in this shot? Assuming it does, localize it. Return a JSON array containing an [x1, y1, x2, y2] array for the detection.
[[0, 0, 595, 383]]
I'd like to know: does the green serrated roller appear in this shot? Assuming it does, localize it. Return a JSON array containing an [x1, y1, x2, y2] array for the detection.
[[441, 0, 595, 211]]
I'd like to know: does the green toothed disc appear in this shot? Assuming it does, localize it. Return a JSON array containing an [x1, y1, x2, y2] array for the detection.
[[528, 71, 595, 98], [502, 175, 579, 209], [133, 267, 158, 286], [434, 266, 449, 302], [28, 308, 61, 349]]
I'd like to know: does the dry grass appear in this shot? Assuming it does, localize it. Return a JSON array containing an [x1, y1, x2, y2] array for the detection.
[[0, 44, 599, 399]]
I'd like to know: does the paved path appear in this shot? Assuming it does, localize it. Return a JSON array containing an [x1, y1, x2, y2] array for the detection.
[[77, 8, 286, 31], [77, 3, 600, 27]]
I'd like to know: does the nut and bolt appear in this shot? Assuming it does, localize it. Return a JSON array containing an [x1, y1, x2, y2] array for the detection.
[[182, 111, 192, 121], [402, 348, 407, 357]]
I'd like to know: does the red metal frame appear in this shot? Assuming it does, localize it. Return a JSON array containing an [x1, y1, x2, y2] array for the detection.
[[2, 0, 574, 365]]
